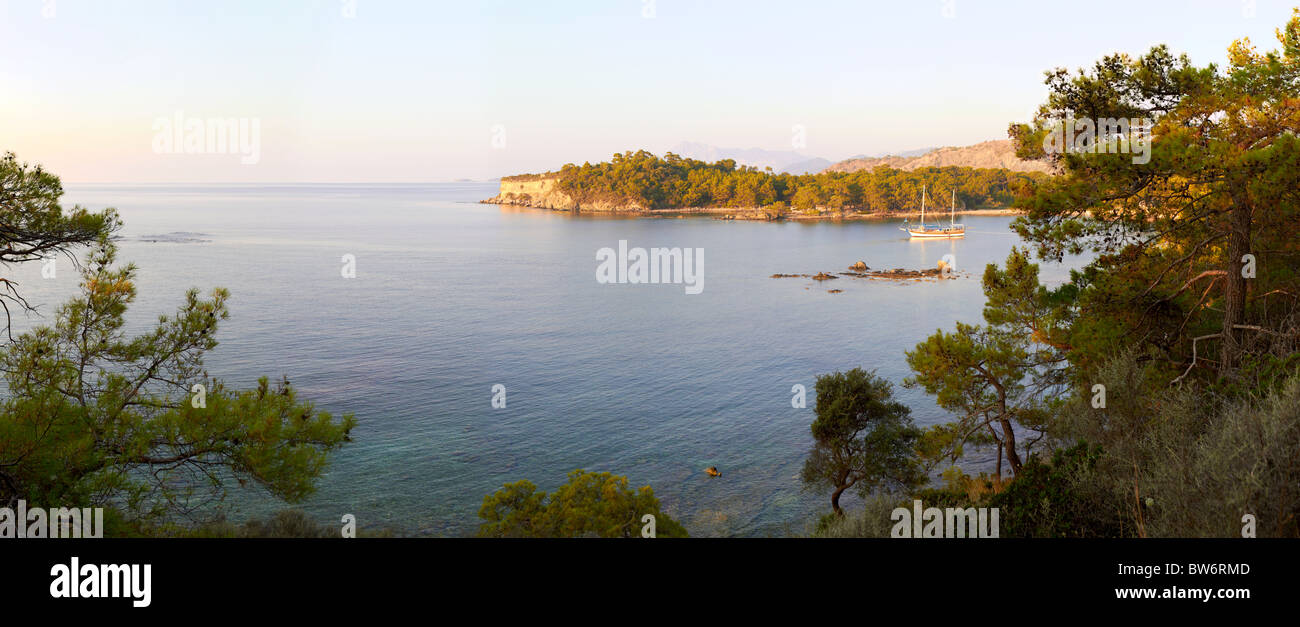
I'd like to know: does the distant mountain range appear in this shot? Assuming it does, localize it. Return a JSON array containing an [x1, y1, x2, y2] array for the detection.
[[668, 140, 1049, 176], [669, 142, 831, 175], [842, 146, 938, 160], [823, 140, 1052, 174]]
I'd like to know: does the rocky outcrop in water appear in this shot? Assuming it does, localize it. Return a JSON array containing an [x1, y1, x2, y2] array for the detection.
[[772, 261, 964, 287]]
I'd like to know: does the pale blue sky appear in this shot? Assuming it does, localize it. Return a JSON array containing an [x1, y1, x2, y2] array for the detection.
[[1, 0, 1295, 182]]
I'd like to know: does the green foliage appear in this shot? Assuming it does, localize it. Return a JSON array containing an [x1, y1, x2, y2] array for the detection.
[[820, 11, 1300, 540], [905, 250, 1067, 476], [1229, 352, 1300, 398], [552, 149, 1044, 211], [910, 486, 972, 511], [986, 443, 1121, 538], [1140, 376, 1300, 538], [1009, 9, 1300, 385], [800, 368, 924, 516], [162, 509, 396, 538], [0, 152, 119, 337], [179, 510, 338, 538], [902, 467, 1002, 511], [477, 469, 688, 538], [811, 495, 906, 538], [1053, 350, 1300, 537], [0, 239, 355, 523], [763, 200, 788, 217]]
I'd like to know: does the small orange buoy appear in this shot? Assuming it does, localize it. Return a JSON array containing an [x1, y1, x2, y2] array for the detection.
[[705, 466, 721, 477]]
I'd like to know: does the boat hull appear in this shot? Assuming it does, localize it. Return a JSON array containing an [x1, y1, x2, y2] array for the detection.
[[906, 228, 965, 238]]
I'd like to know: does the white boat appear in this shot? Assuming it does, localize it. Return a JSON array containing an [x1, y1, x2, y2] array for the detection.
[[901, 186, 965, 238]]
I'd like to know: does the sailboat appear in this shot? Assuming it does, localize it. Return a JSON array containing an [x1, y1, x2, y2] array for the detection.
[[901, 186, 966, 238]]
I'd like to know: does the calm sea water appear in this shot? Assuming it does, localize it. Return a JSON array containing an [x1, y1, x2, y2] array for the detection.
[[10, 183, 1077, 537]]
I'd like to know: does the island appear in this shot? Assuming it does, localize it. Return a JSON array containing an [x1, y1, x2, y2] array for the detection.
[[483, 149, 1048, 220]]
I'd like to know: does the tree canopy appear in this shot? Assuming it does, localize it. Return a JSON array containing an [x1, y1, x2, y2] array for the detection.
[[0, 151, 118, 339], [546, 150, 1043, 213], [0, 239, 355, 523], [477, 469, 688, 538], [0, 156, 354, 531], [1008, 9, 1300, 386], [885, 10, 1300, 538], [906, 251, 1066, 476], [800, 368, 924, 516]]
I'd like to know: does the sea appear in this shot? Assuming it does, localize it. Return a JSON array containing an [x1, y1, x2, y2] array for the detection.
[[5, 182, 1080, 536]]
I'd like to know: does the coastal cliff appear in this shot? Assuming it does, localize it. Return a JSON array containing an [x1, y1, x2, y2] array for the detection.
[[484, 174, 645, 213]]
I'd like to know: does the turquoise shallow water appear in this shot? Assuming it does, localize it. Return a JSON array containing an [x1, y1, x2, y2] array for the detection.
[[10, 183, 1077, 536]]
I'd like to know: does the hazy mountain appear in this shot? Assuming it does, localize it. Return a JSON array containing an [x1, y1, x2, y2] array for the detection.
[[824, 140, 1052, 174], [843, 146, 937, 160], [669, 141, 831, 174], [781, 157, 834, 175]]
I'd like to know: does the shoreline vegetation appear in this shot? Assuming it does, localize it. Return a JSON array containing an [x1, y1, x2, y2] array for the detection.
[[481, 9, 1300, 539], [491, 200, 1024, 221], [6, 8, 1299, 541], [483, 150, 1044, 221]]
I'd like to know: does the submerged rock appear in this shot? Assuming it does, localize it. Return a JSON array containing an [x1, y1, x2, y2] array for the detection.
[[136, 232, 212, 243], [774, 262, 961, 290]]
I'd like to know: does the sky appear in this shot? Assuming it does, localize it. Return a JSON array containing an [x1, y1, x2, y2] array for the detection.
[[0, 0, 1296, 182]]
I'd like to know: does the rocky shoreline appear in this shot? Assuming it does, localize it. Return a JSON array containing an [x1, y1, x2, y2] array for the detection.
[[483, 173, 1023, 220], [772, 260, 965, 291], [482, 195, 1021, 221]]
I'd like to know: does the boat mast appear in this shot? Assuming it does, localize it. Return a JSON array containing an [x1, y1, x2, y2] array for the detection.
[[921, 185, 926, 226], [950, 189, 955, 227]]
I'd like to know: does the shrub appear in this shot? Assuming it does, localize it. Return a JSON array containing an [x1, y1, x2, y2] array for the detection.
[[987, 443, 1125, 537]]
